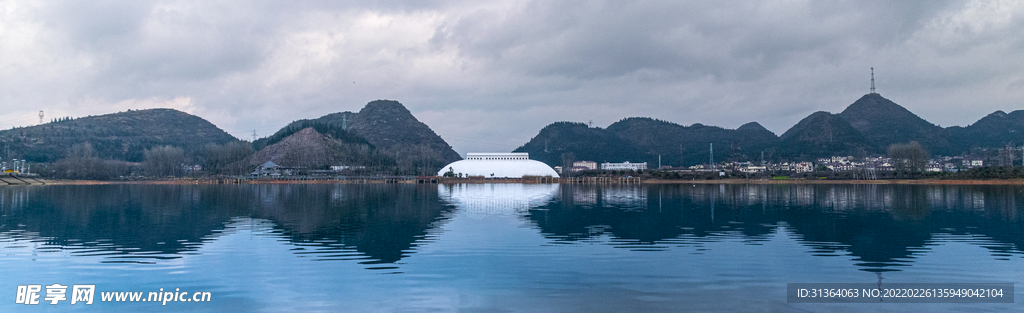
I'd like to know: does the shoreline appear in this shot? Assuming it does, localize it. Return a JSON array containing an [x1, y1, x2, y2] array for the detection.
[[642, 178, 1024, 185], [23, 177, 1024, 186]]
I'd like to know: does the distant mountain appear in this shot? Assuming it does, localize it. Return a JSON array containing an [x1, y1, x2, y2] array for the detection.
[[606, 118, 779, 166], [513, 122, 641, 167], [514, 93, 1024, 167], [837, 93, 952, 155], [948, 110, 1024, 151], [779, 111, 872, 158], [248, 127, 387, 169], [260, 100, 459, 173], [515, 118, 780, 168], [346, 100, 461, 164], [0, 109, 237, 162]]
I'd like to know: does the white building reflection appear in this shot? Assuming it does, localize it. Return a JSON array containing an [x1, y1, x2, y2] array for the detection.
[[560, 185, 649, 211], [439, 184, 559, 218]]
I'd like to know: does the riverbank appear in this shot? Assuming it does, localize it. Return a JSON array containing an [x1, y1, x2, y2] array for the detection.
[[643, 178, 1024, 185], [26, 177, 1024, 185]]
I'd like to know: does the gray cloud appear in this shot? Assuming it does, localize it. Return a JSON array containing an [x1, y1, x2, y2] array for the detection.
[[1, 0, 1020, 155]]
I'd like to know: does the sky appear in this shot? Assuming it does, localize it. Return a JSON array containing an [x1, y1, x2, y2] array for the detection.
[[1, 1, 1022, 156]]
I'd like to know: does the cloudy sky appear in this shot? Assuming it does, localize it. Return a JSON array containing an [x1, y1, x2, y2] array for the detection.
[[1, 1, 1022, 155]]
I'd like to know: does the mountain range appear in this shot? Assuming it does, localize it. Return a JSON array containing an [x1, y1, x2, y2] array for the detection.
[[3, 94, 1021, 173], [516, 93, 1024, 167]]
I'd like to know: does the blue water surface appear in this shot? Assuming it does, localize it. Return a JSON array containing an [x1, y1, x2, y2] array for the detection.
[[1, 183, 1021, 312]]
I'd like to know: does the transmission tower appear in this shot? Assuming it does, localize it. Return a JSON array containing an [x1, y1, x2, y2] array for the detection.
[[710, 143, 714, 170], [870, 67, 876, 94], [38, 111, 44, 124]]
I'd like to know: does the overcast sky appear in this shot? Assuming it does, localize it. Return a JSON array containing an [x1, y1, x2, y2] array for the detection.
[[1, 1, 1022, 155]]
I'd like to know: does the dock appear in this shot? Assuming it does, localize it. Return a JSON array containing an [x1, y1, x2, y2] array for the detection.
[[0, 173, 47, 185]]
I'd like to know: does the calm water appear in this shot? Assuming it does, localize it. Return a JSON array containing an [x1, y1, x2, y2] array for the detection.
[[1, 183, 1021, 312]]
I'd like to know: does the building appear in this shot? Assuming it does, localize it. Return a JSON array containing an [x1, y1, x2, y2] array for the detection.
[[437, 153, 559, 178], [251, 161, 301, 176], [600, 161, 647, 171], [572, 161, 597, 171], [794, 162, 814, 173]]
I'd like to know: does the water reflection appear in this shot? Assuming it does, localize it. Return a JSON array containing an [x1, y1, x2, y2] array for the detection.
[[526, 184, 1024, 272], [1, 183, 1022, 274], [0, 184, 455, 266], [438, 183, 558, 218]]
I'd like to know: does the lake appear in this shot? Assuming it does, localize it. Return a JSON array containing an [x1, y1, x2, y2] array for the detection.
[[1, 183, 1021, 312]]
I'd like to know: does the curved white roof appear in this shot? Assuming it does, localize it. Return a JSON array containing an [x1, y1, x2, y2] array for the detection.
[[438, 153, 559, 178]]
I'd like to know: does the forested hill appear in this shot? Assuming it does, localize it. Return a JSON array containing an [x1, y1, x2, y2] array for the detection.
[[517, 93, 1024, 167], [0, 109, 237, 162], [256, 99, 461, 174], [514, 118, 778, 167], [837, 93, 952, 155]]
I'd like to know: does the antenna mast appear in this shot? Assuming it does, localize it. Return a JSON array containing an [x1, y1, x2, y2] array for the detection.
[[870, 67, 876, 94]]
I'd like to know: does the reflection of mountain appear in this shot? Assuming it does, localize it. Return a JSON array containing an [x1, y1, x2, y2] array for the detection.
[[0, 184, 455, 265], [527, 185, 776, 243], [3, 184, 1021, 272], [0, 185, 250, 263], [526, 184, 1024, 272], [254, 184, 455, 264]]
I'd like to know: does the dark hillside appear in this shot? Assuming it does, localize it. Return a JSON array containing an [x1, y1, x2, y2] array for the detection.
[[779, 111, 872, 159], [513, 122, 641, 167], [948, 110, 1024, 151], [0, 109, 237, 162], [255, 100, 460, 174], [838, 94, 951, 154], [607, 118, 779, 166]]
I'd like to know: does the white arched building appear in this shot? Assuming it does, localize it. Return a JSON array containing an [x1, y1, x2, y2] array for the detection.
[[438, 153, 559, 178]]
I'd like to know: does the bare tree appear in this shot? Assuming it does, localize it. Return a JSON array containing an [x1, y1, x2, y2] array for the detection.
[[560, 152, 576, 177], [49, 143, 129, 180], [144, 145, 185, 177], [201, 141, 253, 175], [888, 141, 929, 177]]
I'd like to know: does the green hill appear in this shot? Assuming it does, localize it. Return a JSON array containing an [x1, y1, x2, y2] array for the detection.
[[513, 122, 641, 167], [514, 118, 780, 168], [779, 111, 872, 159], [948, 110, 1024, 151], [0, 109, 237, 162], [257, 100, 460, 174], [607, 118, 779, 166], [837, 93, 952, 155]]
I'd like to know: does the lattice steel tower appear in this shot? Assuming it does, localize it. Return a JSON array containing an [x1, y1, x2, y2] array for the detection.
[[870, 67, 877, 94]]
